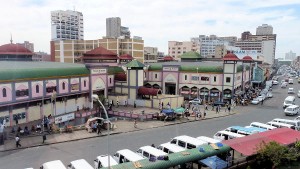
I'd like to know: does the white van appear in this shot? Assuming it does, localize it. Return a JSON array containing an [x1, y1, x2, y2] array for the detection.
[[249, 122, 276, 130], [170, 135, 208, 149], [283, 96, 295, 108], [289, 78, 294, 84], [267, 121, 296, 130], [94, 155, 118, 169], [113, 149, 144, 164], [67, 159, 93, 169], [137, 146, 167, 159], [213, 130, 245, 141], [284, 105, 300, 116], [40, 160, 67, 169], [196, 136, 220, 144], [271, 118, 300, 130], [157, 142, 185, 154]]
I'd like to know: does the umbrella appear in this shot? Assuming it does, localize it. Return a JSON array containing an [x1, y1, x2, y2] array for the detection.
[[199, 156, 228, 169], [174, 107, 185, 114], [161, 109, 174, 115]]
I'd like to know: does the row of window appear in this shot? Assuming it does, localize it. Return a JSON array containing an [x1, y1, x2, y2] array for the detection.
[[1, 81, 87, 98]]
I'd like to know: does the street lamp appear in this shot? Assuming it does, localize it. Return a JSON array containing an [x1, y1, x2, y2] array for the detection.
[[92, 94, 111, 168], [42, 80, 49, 133]]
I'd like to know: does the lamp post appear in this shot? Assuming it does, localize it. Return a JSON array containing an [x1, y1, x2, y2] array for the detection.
[[42, 80, 49, 133], [196, 67, 199, 100], [93, 95, 111, 168]]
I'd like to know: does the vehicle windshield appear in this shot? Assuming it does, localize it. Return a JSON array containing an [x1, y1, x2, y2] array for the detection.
[[285, 101, 293, 104]]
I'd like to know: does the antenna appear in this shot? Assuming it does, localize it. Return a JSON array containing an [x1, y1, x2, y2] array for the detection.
[[10, 33, 13, 44]]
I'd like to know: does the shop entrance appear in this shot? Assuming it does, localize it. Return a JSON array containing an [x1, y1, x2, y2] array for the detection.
[[165, 83, 176, 95]]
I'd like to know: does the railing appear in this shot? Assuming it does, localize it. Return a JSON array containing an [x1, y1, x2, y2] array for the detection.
[[108, 110, 158, 121]]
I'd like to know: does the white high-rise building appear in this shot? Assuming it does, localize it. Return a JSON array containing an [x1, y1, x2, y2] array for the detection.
[[256, 24, 273, 35], [106, 17, 130, 38], [51, 10, 84, 40], [285, 51, 296, 60]]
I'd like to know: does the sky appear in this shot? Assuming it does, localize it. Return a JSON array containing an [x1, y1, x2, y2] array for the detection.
[[1, 0, 300, 58]]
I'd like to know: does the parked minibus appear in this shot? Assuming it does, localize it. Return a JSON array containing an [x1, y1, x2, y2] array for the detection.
[[157, 142, 185, 154], [249, 122, 277, 130], [196, 136, 220, 144], [40, 160, 67, 169], [113, 149, 144, 164], [267, 121, 296, 130], [137, 146, 168, 159], [94, 155, 118, 169], [67, 159, 93, 169], [271, 118, 300, 130], [213, 130, 245, 141], [170, 135, 208, 149]]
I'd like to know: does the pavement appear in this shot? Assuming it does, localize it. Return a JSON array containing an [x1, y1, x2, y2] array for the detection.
[[0, 104, 239, 152]]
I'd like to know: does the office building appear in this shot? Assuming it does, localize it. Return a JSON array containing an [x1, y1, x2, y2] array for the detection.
[[17, 41, 34, 52], [106, 17, 130, 38], [241, 31, 252, 40], [256, 24, 273, 35], [144, 47, 158, 63], [285, 51, 296, 60], [168, 41, 198, 60], [51, 10, 84, 40]]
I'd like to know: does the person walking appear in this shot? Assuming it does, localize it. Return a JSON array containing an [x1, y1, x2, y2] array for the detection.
[[134, 119, 137, 128], [261, 99, 264, 105], [205, 104, 208, 110], [42, 133, 47, 143], [215, 105, 218, 114], [97, 123, 102, 135], [116, 100, 119, 108], [15, 135, 21, 148], [228, 105, 231, 113]]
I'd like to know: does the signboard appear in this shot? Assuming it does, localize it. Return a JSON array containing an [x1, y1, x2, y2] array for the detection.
[[163, 67, 179, 71], [91, 69, 107, 74], [54, 113, 75, 124], [232, 50, 258, 60]]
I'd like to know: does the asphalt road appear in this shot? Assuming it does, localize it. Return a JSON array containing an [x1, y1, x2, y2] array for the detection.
[[1, 75, 299, 169]]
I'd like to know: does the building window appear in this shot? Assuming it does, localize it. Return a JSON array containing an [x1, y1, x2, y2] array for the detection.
[[2, 88, 7, 97], [62, 82, 66, 90], [226, 77, 231, 83], [214, 76, 217, 82], [155, 74, 158, 79], [184, 75, 187, 80], [191, 76, 199, 81], [36, 85, 39, 93], [83, 80, 86, 87], [110, 78, 112, 84]]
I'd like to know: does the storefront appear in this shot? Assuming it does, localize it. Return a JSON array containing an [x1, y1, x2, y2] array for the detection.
[[199, 87, 209, 102], [190, 86, 198, 99], [223, 89, 232, 103], [210, 88, 220, 102], [180, 86, 190, 100]]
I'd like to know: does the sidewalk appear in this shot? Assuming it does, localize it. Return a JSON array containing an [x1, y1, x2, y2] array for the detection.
[[0, 107, 238, 152]]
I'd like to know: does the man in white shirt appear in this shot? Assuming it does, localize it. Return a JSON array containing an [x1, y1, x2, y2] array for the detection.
[[15, 136, 21, 148]]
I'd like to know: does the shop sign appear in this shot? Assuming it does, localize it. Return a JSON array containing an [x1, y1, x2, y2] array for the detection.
[[163, 67, 178, 71], [54, 113, 75, 124], [92, 69, 107, 74]]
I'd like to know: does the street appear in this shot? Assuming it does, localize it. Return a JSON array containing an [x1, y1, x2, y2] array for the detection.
[[0, 75, 299, 169]]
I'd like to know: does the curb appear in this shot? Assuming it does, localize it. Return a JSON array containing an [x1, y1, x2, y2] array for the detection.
[[0, 111, 237, 152]]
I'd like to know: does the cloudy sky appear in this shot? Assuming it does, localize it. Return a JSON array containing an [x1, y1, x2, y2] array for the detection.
[[1, 0, 300, 58]]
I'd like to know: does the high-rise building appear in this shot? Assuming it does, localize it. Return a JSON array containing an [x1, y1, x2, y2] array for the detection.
[[285, 50, 296, 60], [17, 41, 34, 52], [168, 41, 198, 60], [144, 47, 158, 63], [106, 17, 130, 38], [51, 10, 84, 40], [256, 24, 273, 35], [241, 31, 252, 40]]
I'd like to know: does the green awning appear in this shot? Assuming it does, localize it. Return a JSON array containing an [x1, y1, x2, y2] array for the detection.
[[174, 107, 185, 114]]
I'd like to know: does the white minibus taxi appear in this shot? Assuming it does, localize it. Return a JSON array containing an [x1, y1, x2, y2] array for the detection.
[[196, 136, 220, 144], [137, 146, 167, 159], [158, 142, 185, 154], [249, 122, 276, 130], [270, 118, 300, 130], [113, 149, 144, 164], [284, 105, 299, 116], [267, 121, 295, 130], [40, 160, 67, 169], [94, 155, 118, 169], [213, 130, 245, 141], [283, 96, 295, 109], [67, 159, 93, 169], [170, 135, 208, 149]]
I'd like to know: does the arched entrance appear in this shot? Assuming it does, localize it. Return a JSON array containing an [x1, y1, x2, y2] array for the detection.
[[180, 86, 190, 100], [210, 88, 220, 102], [223, 89, 232, 103], [191, 86, 198, 99], [164, 74, 177, 95], [144, 83, 152, 88], [153, 84, 161, 89], [200, 87, 209, 102]]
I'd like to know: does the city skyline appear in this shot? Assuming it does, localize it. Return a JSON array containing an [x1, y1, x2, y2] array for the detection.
[[1, 0, 300, 58]]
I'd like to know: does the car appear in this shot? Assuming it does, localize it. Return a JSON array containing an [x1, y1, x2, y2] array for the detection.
[[288, 88, 295, 94], [251, 98, 260, 105], [281, 80, 285, 84], [257, 95, 265, 101], [281, 82, 288, 88], [272, 80, 279, 85], [297, 90, 300, 98], [284, 105, 300, 116], [189, 98, 202, 105], [267, 92, 273, 98]]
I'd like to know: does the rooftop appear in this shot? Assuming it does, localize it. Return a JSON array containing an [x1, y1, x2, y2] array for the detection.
[[0, 43, 33, 55]]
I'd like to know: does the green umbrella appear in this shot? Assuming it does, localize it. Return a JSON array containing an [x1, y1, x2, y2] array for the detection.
[[174, 107, 185, 114]]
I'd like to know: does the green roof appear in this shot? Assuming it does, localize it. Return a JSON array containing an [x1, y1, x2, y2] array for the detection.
[[179, 51, 201, 59], [180, 65, 223, 73], [107, 66, 124, 74], [0, 61, 89, 82], [125, 60, 145, 68], [102, 144, 230, 169]]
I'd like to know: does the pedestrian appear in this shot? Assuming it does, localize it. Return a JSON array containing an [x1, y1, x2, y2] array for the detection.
[[112, 100, 114, 107], [124, 100, 127, 107], [116, 100, 119, 108], [211, 104, 215, 111], [97, 123, 102, 135], [215, 106, 218, 114], [159, 102, 161, 110], [42, 133, 47, 143], [228, 105, 231, 113], [161, 102, 164, 109], [205, 104, 208, 110], [203, 111, 206, 119], [185, 108, 189, 120], [15, 135, 21, 148], [261, 99, 264, 105], [134, 119, 137, 128], [134, 101, 137, 108], [15, 117, 18, 125]]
